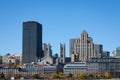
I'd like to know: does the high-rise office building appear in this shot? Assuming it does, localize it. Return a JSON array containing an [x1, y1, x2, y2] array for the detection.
[[94, 44, 103, 57], [70, 39, 76, 56], [60, 43, 65, 64], [70, 30, 103, 62], [22, 21, 43, 63]]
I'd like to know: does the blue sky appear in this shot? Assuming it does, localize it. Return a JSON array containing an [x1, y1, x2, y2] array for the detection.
[[0, 0, 120, 56]]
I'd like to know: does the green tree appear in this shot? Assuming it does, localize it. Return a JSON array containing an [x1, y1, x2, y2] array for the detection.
[[32, 74, 39, 79], [78, 71, 87, 79], [67, 73, 73, 79], [24, 74, 32, 79], [59, 73, 66, 79], [97, 73, 102, 79], [5, 71, 13, 80], [104, 72, 110, 79], [39, 73, 45, 79], [49, 73, 58, 79], [88, 74, 94, 79], [14, 74, 22, 79], [0, 72, 5, 79]]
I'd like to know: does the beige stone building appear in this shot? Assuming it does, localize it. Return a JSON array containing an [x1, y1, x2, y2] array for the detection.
[[70, 30, 103, 62]]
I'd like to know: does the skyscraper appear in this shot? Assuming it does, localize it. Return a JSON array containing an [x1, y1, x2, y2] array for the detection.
[[22, 21, 43, 63], [70, 30, 103, 62]]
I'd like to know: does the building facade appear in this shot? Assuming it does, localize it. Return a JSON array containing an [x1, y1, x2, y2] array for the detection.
[[87, 57, 120, 77], [60, 43, 65, 64], [70, 30, 103, 62], [0, 55, 2, 64], [64, 62, 87, 76], [113, 47, 120, 57], [0, 62, 57, 78], [41, 56, 53, 64], [94, 44, 103, 57], [2, 53, 22, 64], [70, 39, 76, 56], [19, 62, 57, 76], [102, 51, 110, 57], [0, 68, 19, 77], [22, 21, 43, 63], [42, 43, 52, 57]]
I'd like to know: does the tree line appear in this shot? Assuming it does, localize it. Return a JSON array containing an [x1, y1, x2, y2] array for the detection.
[[0, 71, 111, 80]]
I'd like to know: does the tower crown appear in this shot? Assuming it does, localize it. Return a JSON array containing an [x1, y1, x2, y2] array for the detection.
[[82, 30, 88, 35], [81, 30, 88, 38]]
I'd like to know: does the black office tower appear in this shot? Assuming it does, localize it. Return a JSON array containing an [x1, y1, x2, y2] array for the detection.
[[22, 21, 43, 63]]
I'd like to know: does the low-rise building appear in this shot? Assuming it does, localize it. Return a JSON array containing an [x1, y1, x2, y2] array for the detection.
[[41, 56, 53, 64], [2, 53, 22, 64], [0, 61, 57, 78], [64, 62, 87, 76], [102, 51, 110, 57], [0, 68, 19, 77], [87, 57, 120, 77], [44, 65, 57, 76], [19, 62, 57, 76]]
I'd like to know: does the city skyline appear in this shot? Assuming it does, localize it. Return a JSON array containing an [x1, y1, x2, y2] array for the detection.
[[0, 0, 120, 56]]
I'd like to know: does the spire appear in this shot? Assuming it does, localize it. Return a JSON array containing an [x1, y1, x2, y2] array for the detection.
[[82, 30, 88, 35], [81, 30, 88, 37]]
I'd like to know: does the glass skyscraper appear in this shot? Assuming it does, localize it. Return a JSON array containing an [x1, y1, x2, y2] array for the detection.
[[22, 21, 43, 63]]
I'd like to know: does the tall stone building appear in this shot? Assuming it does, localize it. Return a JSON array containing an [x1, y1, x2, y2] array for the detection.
[[41, 43, 53, 64], [42, 43, 52, 57], [22, 21, 43, 63], [70, 30, 103, 62], [60, 43, 65, 64]]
